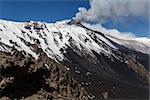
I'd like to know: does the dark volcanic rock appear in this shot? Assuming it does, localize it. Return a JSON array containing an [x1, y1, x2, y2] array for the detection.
[[63, 46, 149, 100]]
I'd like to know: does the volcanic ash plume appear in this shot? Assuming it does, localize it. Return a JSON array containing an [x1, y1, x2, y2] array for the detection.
[[75, 0, 148, 23]]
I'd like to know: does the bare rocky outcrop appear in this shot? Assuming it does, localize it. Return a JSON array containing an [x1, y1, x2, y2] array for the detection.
[[0, 51, 89, 100]]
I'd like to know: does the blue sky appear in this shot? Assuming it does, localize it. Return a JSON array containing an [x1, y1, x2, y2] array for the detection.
[[0, 0, 149, 37]]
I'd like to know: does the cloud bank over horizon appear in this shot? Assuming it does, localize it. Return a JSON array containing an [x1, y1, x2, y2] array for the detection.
[[75, 0, 148, 23]]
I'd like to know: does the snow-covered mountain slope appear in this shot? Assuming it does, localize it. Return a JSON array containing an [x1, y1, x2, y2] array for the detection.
[[0, 19, 149, 62], [0, 19, 118, 62], [0, 19, 149, 99], [82, 22, 150, 54]]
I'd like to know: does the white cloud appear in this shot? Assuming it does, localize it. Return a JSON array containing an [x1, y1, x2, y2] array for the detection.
[[75, 0, 148, 23], [82, 22, 136, 40]]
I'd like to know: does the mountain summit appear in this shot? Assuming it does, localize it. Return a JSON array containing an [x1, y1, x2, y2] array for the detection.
[[0, 19, 149, 100]]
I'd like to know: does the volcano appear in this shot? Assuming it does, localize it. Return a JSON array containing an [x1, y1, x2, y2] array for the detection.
[[0, 19, 149, 100]]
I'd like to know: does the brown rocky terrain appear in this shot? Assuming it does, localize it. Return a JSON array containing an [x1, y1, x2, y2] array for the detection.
[[0, 50, 89, 100]]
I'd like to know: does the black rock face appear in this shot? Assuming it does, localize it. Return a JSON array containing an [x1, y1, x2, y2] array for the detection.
[[62, 45, 149, 99]]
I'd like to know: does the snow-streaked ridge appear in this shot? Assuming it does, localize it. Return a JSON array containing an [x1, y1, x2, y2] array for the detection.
[[82, 22, 150, 54], [0, 19, 149, 62], [0, 19, 117, 61]]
